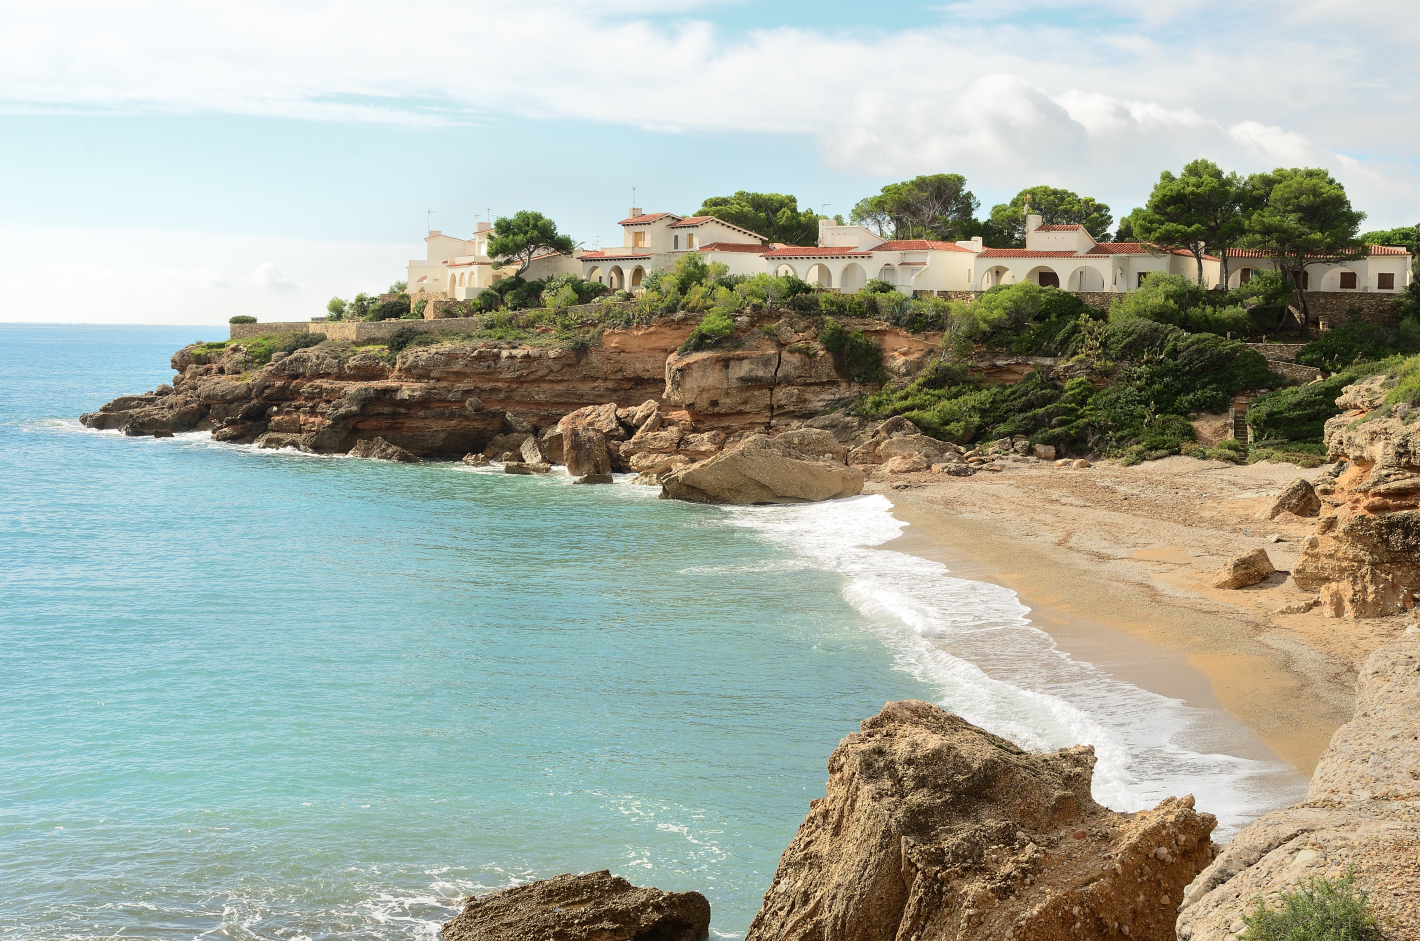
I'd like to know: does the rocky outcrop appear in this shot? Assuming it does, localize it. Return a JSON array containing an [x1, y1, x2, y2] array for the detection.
[[1212, 548, 1276, 589], [1290, 375, 1420, 617], [659, 434, 865, 505], [745, 700, 1217, 941], [346, 436, 420, 462], [441, 870, 711, 941], [1177, 630, 1420, 940], [1259, 477, 1321, 520]]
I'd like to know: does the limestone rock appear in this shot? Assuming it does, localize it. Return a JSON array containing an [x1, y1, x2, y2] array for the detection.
[[519, 435, 544, 465], [504, 412, 534, 434], [1033, 443, 1057, 460], [883, 453, 930, 474], [1260, 478, 1321, 520], [772, 428, 848, 463], [539, 426, 564, 465], [564, 425, 611, 478], [745, 701, 1216, 941], [441, 869, 710, 941], [933, 462, 975, 477], [574, 473, 615, 485], [1211, 548, 1275, 589], [483, 432, 531, 461], [347, 437, 420, 462], [462, 453, 490, 467], [1177, 633, 1420, 940], [504, 461, 551, 475], [678, 430, 725, 460], [660, 434, 864, 505]]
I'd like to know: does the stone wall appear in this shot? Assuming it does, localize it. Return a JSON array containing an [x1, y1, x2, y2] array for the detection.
[[1267, 360, 1324, 384], [1246, 342, 1307, 360], [230, 321, 313, 338], [229, 302, 639, 342], [1309, 291, 1402, 329]]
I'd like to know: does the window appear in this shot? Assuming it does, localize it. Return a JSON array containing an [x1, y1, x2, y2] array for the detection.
[[1291, 270, 1310, 290], [687, 233, 695, 249], [673, 235, 679, 250], [1339, 270, 1357, 289], [1379, 273, 1396, 290], [632, 230, 646, 248], [1238, 267, 1252, 285], [1038, 271, 1060, 288], [1137, 272, 1149, 288]]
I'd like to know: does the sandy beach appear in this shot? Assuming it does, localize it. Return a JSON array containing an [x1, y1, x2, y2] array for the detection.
[[870, 454, 1415, 777]]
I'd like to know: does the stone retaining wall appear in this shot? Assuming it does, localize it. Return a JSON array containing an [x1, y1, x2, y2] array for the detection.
[[1310, 291, 1402, 329], [1246, 342, 1308, 360], [229, 302, 639, 341], [1268, 360, 1324, 384], [230, 321, 314, 338]]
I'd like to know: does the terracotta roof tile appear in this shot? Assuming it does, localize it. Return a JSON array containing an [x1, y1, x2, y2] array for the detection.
[[1369, 245, 1411, 255], [762, 246, 872, 258], [1035, 224, 1083, 231], [619, 213, 679, 226], [667, 215, 768, 241], [695, 242, 771, 254], [978, 249, 1081, 258], [578, 251, 652, 261], [874, 239, 972, 252]]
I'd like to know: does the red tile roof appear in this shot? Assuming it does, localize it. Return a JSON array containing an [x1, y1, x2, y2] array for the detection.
[[1227, 245, 1410, 259], [1035, 224, 1083, 231], [978, 249, 1081, 258], [696, 242, 771, 254], [1369, 245, 1411, 255], [762, 246, 872, 258], [874, 239, 972, 252], [619, 212, 678, 226], [1088, 243, 1216, 260], [667, 215, 768, 241], [578, 251, 651, 261]]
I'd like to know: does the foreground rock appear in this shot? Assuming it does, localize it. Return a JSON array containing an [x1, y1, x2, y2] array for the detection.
[[1291, 375, 1420, 617], [441, 869, 710, 941], [1212, 548, 1275, 589], [1177, 629, 1420, 940], [660, 434, 864, 505], [745, 700, 1216, 941], [1259, 477, 1321, 520]]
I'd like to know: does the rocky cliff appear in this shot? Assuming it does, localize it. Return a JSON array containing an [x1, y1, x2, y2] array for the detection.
[[81, 317, 938, 463], [1177, 628, 1420, 939], [1292, 375, 1420, 617], [744, 700, 1216, 941]]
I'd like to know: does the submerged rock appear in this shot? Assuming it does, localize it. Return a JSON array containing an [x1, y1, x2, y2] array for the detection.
[[441, 869, 710, 941], [744, 700, 1216, 941], [347, 437, 420, 463], [660, 434, 864, 505]]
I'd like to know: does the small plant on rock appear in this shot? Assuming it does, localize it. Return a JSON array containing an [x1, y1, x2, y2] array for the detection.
[[1240, 869, 1381, 941]]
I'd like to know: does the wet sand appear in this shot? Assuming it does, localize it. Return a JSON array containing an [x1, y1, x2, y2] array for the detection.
[[868, 454, 1414, 777]]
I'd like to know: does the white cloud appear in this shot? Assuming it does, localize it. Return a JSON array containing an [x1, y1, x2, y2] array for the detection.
[[251, 262, 297, 293], [1, 1, 1416, 222]]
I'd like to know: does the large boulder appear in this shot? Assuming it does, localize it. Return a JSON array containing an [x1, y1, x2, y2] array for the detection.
[[773, 427, 849, 464], [442, 870, 710, 941], [1177, 631, 1420, 940], [1259, 477, 1321, 520], [1211, 548, 1276, 589], [744, 701, 1216, 941], [564, 425, 611, 478], [659, 435, 864, 505]]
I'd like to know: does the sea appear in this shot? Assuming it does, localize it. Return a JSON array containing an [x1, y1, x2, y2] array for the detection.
[[0, 324, 1307, 940]]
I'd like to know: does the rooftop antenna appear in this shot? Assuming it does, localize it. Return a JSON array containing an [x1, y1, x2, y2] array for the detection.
[[427, 209, 436, 232]]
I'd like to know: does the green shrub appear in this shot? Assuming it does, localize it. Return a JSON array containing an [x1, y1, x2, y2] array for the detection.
[[412, 297, 428, 318], [370, 295, 411, 321], [819, 317, 888, 384], [1240, 870, 1380, 941], [1110, 273, 1269, 336], [1296, 320, 1420, 372], [861, 279, 898, 295], [326, 297, 348, 321], [1247, 358, 1398, 447], [228, 315, 257, 324], [387, 327, 433, 354], [678, 311, 737, 354]]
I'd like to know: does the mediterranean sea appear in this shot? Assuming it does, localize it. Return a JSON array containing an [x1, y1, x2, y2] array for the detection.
[[0, 324, 1303, 939]]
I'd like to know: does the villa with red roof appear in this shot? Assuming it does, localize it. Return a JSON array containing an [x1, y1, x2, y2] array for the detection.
[[578, 209, 772, 289]]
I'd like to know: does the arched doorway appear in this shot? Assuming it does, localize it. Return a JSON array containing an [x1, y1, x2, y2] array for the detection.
[[979, 266, 1013, 289], [1067, 266, 1104, 291], [587, 266, 602, 284], [877, 264, 897, 285], [630, 266, 645, 289], [806, 263, 833, 288], [1026, 266, 1060, 288], [774, 264, 798, 278], [840, 263, 866, 293], [608, 266, 625, 290]]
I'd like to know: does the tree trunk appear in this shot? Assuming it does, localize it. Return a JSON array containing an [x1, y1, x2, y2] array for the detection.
[[1219, 248, 1231, 292], [1194, 245, 1205, 286]]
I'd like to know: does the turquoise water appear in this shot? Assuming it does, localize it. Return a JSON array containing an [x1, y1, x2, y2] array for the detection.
[[0, 325, 937, 939], [0, 325, 1306, 940]]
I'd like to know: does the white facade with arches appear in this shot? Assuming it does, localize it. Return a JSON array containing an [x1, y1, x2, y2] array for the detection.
[[579, 209, 770, 288], [405, 222, 577, 300], [1223, 247, 1412, 294]]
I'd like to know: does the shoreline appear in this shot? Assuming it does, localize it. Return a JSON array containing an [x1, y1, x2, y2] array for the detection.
[[866, 455, 1414, 779]]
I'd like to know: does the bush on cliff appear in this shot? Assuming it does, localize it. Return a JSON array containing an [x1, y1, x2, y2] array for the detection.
[[1109, 273, 1266, 337], [1295, 320, 1420, 372], [678, 311, 736, 353], [970, 282, 1100, 355], [819, 317, 888, 384], [1246, 357, 1399, 453], [237, 331, 327, 366], [1239, 870, 1380, 941], [370, 294, 411, 321], [229, 315, 256, 324]]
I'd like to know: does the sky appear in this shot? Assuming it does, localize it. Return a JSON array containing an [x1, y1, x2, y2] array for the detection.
[[2, 0, 1417, 324]]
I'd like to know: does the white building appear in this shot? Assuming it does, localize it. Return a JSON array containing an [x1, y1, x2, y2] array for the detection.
[[1224, 246, 1412, 294], [578, 210, 771, 288], [407, 222, 579, 301]]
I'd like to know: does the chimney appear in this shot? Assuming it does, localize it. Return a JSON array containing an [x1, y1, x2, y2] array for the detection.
[[1026, 214, 1042, 233], [628, 207, 642, 218], [475, 221, 492, 233]]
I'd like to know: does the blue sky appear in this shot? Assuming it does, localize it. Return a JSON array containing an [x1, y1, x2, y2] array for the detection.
[[2, 0, 1417, 324]]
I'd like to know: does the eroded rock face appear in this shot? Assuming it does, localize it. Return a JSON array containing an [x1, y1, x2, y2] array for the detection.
[[1177, 631, 1420, 940], [347, 436, 420, 462], [441, 869, 710, 941], [1289, 379, 1420, 617], [744, 701, 1217, 941], [659, 435, 864, 505]]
